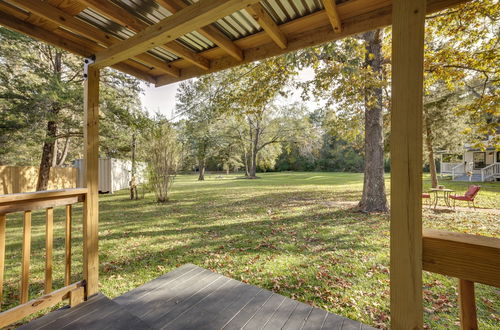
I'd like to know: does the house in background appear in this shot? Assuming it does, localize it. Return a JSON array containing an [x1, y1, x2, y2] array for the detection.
[[73, 158, 146, 193], [440, 136, 500, 182]]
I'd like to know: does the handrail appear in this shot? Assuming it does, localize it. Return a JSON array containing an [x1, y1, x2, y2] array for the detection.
[[451, 163, 465, 180], [0, 188, 87, 214], [480, 163, 500, 182], [0, 188, 88, 327], [423, 229, 500, 329]]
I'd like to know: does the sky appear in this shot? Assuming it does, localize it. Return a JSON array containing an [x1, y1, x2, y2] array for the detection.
[[139, 68, 323, 119]]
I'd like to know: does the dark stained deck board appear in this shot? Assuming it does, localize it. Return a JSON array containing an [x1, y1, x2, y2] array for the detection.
[[20, 264, 376, 330], [19, 293, 151, 330]]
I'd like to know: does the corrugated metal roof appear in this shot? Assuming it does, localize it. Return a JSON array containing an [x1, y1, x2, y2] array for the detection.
[[73, 0, 341, 63]]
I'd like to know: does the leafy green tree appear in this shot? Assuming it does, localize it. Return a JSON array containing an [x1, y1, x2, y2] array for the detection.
[[0, 27, 143, 190]]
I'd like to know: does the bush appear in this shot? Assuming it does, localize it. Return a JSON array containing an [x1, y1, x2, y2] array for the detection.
[[143, 121, 180, 202]]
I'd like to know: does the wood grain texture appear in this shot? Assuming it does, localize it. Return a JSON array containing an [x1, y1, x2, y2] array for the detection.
[[246, 3, 287, 49], [17, 264, 373, 329], [0, 214, 5, 309], [156, 0, 469, 86], [21, 211, 32, 304], [45, 208, 53, 294], [390, 0, 426, 328], [322, 0, 343, 32], [423, 229, 500, 287], [70, 287, 85, 307], [0, 281, 84, 329], [458, 279, 478, 330], [65, 204, 72, 286], [83, 66, 100, 297], [93, 0, 260, 67]]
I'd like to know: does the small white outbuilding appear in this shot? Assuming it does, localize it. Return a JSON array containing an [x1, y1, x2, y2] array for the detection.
[[73, 158, 146, 193]]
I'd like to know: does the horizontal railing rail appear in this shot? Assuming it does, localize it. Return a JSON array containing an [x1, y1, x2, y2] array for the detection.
[[0, 188, 87, 328], [423, 229, 500, 329]]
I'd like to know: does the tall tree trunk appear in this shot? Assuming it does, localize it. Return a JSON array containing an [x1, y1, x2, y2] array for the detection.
[[130, 133, 138, 199], [37, 119, 57, 191], [37, 51, 62, 191], [358, 29, 388, 213], [425, 121, 438, 188], [198, 158, 206, 181], [249, 125, 260, 178]]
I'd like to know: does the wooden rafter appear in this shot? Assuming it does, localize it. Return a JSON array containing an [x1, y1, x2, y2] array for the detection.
[[155, 0, 470, 86], [0, 7, 156, 83], [246, 3, 287, 49], [92, 0, 259, 68], [321, 0, 342, 33], [78, 0, 209, 70], [6, 0, 180, 78], [154, 0, 244, 61]]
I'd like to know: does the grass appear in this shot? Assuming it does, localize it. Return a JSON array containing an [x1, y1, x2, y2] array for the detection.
[[3, 172, 499, 328]]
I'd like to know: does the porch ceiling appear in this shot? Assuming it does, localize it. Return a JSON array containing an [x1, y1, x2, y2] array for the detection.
[[0, 0, 468, 86]]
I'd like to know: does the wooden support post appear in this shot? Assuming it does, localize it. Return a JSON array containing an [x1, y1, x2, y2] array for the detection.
[[0, 214, 5, 309], [83, 64, 99, 298], [45, 207, 53, 294], [459, 279, 478, 330], [21, 211, 31, 304], [390, 0, 426, 328], [69, 287, 85, 307], [65, 205, 72, 286]]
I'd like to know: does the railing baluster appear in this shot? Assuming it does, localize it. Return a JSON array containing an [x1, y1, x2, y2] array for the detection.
[[459, 279, 478, 330], [21, 210, 31, 304], [45, 207, 53, 293], [65, 205, 72, 286], [0, 214, 6, 309]]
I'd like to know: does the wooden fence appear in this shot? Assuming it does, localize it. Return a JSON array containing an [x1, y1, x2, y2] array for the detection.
[[0, 166, 77, 195]]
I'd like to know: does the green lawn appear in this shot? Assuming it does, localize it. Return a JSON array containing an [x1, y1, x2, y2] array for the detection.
[[3, 172, 499, 328]]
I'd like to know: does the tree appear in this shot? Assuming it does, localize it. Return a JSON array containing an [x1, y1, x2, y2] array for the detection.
[[228, 58, 297, 178], [143, 119, 180, 203], [176, 73, 232, 180], [296, 31, 389, 212], [0, 27, 144, 190]]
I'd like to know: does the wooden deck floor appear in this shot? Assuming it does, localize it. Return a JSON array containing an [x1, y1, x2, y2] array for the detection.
[[20, 264, 374, 329]]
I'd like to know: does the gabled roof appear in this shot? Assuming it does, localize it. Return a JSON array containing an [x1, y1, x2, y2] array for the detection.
[[0, 0, 468, 86]]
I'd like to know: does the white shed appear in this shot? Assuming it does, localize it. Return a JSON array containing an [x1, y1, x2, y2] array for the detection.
[[73, 158, 146, 193]]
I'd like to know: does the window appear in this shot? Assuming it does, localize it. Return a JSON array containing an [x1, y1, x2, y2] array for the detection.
[[497, 151, 500, 163], [473, 152, 486, 169]]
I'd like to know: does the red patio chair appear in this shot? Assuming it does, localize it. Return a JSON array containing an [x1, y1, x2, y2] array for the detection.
[[449, 185, 481, 209], [422, 193, 431, 207]]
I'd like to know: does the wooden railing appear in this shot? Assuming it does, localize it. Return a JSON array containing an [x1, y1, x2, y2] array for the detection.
[[480, 163, 500, 182], [0, 188, 88, 328], [423, 229, 500, 329]]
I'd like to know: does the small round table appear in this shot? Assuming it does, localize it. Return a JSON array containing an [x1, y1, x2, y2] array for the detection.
[[429, 188, 454, 209]]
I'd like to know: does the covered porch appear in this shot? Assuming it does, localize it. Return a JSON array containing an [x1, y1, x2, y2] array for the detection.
[[0, 0, 499, 329]]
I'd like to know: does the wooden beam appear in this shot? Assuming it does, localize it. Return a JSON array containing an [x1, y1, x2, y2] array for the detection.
[[156, 0, 469, 86], [246, 3, 287, 49], [390, 0, 425, 328], [83, 66, 99, 297], [422, 229, 500, 287], [459, 280, 478, 330], [7, 0, 179, 78], [0, 11, 157, 83], [321, 0, 342, 33], [78, 0, 210, 70], [0, 281, 84, 328], [92, 0, 259, 68], [154, 0, 244, 61]]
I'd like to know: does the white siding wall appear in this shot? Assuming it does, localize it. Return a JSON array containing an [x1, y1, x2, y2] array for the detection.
[[73, 158, 146, 193]]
